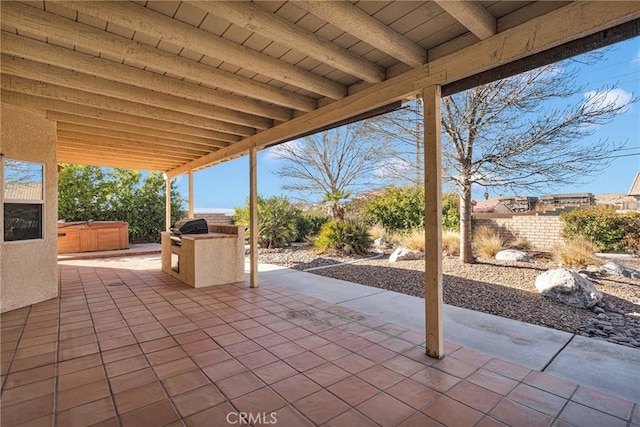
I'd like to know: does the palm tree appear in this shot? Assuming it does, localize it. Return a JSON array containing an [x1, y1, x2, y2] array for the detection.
[[322, 189, 350, 220]]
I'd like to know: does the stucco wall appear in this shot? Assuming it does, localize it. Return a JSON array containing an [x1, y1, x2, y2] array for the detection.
[[1, 105, 58, 313], [475, 214, 565, 251]]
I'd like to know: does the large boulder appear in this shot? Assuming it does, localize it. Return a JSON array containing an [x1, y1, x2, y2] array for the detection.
[[601, 261, 640, 279], [495, 249, 529, 262], [535, 268, 602, 309], [389, 247, 424, 262]]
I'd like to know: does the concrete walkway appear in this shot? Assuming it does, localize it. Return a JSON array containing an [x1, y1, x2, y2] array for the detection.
[[250, 262, 640, 402]]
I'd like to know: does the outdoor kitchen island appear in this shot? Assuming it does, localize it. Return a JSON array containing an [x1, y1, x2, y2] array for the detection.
[[160, 224, 245, 288]]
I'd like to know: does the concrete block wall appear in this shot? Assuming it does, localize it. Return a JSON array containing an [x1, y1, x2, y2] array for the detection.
[[475, 215, 565, 251]]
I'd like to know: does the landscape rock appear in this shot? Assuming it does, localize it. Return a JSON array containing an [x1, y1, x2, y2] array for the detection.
[[495, 249, 530, 262], [389, 247, 424, 263], [374, 237, 387, 246], [534, 268, 603, 309], [601, 262, 640, 279]]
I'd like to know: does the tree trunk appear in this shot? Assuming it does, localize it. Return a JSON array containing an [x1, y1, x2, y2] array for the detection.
[[459, 183, 475, 264]]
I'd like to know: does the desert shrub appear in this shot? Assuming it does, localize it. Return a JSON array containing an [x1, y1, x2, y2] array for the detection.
[[509, 236, 532, 250], [442, 193, 460, 231], [560, 206, 640, 253], [399, 228, 425, 252], [473, 226, 504, 258], [314, 219, 372, 255], [552, 238, 597, 268], [233, 196, 298, 248], [295, 211, 330, 242], [442, 229, 460, 255], [363, 186, 424, 233], [368, 223, 391, 242]]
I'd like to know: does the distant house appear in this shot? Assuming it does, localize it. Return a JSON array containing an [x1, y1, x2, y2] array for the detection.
[[538, 193, 594, 207], [622, 172, 640, 211], [472, 199, 512, 214], [498, 196, 538, 212]]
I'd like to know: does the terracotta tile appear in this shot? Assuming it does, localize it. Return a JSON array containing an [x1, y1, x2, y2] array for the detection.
[[101, 344, 142, 364], [172, 384, 226, 417], [203, 324, 235, 337], [253, 361, 298, 384], [333, 353, 375, 374], [272, 373, 322, 402], [57, 353, 103, 376], [216, 371, 265, 399], [236, 349, 278, 370], [328, 376, 379, 406], [202, 359, 247, 382], [0, 393, 54, 426], [476, 416, 509, 427], [11, 414, 55, 427], [378, 337, 414, 353], [58, 342, 100, 361], [225, 340, 263, 357], [311, 343, 351, 361], [232, 387, 288, 415], [239, 325, 274, 339], [571, 386, 634, 420], [191, 348, 232, 368], [266, 320, 297, 333], [15, 334, 57, 349], [56, 397, 116, 427], [120, 399, 179, 427], [295, 335, 331, 351], [357, 392, 416, 426], [254, 332, 289, 348], [387, 378, 440, 410], [105, 354, 148, 378], [294, 389, 350, 425], [153, 357, 197, 379], [3, 364, 55, 389], [467, 368, 518, 396], [323, 409, 378, 427], [1, 378, 55, 407], [304, 363, 350, 387], [523, 371, 578, 399], [57, 379, 111, 412], [336, 335, 373, 352], [280, 327, 313, 341], [269, 341, 306, 359], [10, 351, 56, 372], [450, 347, 493, 367], [163, 369, 211, 396], [359, 343, 397, 363], [509, 383, 567, 417], [140, 337, 178, 354], [284, 351, 326, 372], [447, 381, 503, 412], [401, 346, 439, 365], [432, 355, 479, 379], [147, 346, 188, 366], [181, 338, 219, 356], [410, 367, 461, 393], [381, 355, 426, 377], [398, 412, 445, 427], [484, 358, 531, 381], [100, 335, 139, 351], [423, 395, 484, 426], [490, 399, 554, 427], [184, 402, 238, 427], [58, 334, 97, 351], [109, 368, 157, 394], [560, 401, 628, 426], [134, 328, 171, 342], [214, 331, 248, 346]]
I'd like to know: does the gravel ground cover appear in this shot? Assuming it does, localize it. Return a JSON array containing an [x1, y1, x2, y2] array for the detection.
[[258, 245, 640, 347]]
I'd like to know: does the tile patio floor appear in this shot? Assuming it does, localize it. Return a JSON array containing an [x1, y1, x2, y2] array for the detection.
[[1, 262, 638, 426]]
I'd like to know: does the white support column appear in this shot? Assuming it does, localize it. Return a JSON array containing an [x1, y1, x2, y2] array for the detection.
[[423, 85, 444, 359], [188, 170, 194, 219], [165, 173, 172, 231], [249, 147, 259, 288]]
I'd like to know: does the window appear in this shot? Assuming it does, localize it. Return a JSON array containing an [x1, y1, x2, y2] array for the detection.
[[3, 159, 44, 242]]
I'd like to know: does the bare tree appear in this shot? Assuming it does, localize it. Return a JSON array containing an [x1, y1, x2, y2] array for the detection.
[[270, 121, 396, 218], [440, 64, 634, 263]]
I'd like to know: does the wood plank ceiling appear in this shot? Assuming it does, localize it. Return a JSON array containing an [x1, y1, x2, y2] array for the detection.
[[1, 1, 638, 175]]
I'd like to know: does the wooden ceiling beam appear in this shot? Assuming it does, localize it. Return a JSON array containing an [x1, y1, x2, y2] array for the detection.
[[57, 137, 199, 162], [193, 1, 385, 83], [1, 2, 317, 112], [48, 112, 227, 149], [434, 0, 497, 40], [295, 1, 427, 68], [1, 91, 240, 143], [54, 1, 346, 100], [0, 77, 255, 137], [56, 149, 181, 171], [167, 1, 640, 177], [1, 32, 292, 122], [1, 55, 271, 130], [56, 123, 223, 153]]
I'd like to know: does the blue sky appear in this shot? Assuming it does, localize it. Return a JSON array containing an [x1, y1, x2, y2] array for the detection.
[[176, 37, 639, 210]]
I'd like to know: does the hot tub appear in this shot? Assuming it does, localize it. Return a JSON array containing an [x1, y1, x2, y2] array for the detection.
[[57, 221, 129, 254]]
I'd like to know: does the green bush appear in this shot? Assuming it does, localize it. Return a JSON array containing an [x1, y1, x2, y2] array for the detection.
[[314, 219, 372, 255], [362, 187, 460, 233], [233, 196, 298, 248], [295, 211, 330, 242], [560, 206, 640, 253]]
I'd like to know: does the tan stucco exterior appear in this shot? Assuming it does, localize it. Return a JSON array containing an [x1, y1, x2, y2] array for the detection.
[[1, 104, 58, 313]]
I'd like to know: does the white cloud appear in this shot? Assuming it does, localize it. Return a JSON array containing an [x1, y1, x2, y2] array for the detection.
[[633, 49, 640, 63], [263, 140, 302, 161], [372, 158, 412, 182], [583, 88, 633, 112]]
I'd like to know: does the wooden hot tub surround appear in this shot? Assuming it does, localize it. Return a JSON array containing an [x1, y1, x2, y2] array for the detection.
[[57, 221, 129, 254]]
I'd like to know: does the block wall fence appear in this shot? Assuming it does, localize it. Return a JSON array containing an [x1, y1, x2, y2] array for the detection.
[[192, 213, 233, 226], [475, 214, 565, 251]]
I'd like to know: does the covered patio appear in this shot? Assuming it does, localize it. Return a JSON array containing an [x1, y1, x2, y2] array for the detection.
[[2, 257, 638, 426]]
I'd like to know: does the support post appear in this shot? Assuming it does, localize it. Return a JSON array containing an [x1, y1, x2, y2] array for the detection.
[[188, 170, 194, 219], [249, 147, 259, 288], [423, 85, 444, 359], [165, 173, 171, 231]]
